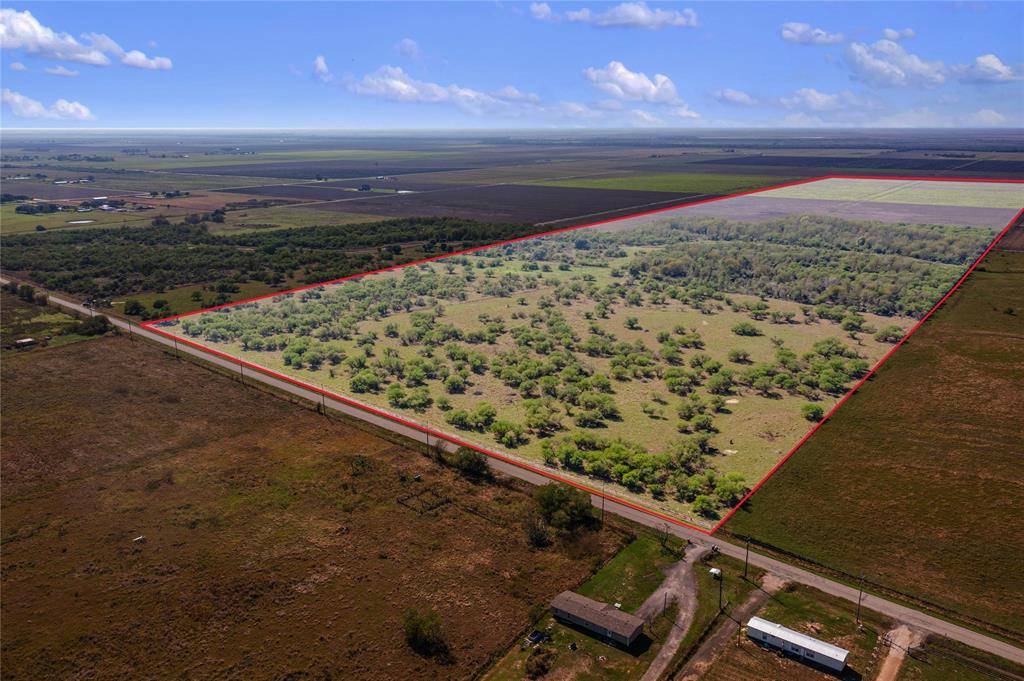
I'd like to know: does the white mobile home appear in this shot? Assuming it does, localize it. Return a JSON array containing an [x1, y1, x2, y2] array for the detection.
[[746, 616, 849, 673]]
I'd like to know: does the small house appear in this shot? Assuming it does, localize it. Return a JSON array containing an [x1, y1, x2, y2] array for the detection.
[[550, 591, 644, 647], [746, 616, 849, 673]]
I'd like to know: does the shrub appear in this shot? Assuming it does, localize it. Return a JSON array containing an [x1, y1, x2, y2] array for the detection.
[[450, 447, 489, 479], [801, 403, 826, 422], [731, 321, 762, 337], [403, 609, 449, 659]]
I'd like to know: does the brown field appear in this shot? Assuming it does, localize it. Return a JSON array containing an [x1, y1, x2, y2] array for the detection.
[[307, 183, 698, 225], [1, 335, 625, 680], [725, 226, 1024, 637]]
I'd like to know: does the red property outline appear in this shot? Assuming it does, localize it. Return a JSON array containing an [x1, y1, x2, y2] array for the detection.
[[143, 174, 1024, 536]]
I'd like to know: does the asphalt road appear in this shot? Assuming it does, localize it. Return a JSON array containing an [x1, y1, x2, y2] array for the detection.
[[20, 284, 1024, 666]]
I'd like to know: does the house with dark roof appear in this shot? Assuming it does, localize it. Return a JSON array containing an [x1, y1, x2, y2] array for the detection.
[[550, 591, 645, 647]]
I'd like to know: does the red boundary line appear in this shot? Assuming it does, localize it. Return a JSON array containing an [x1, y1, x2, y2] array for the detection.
[[142, 174, 1024, 536]]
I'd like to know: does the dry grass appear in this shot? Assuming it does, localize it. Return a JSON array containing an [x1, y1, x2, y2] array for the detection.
[[1, 335, 624, 680]]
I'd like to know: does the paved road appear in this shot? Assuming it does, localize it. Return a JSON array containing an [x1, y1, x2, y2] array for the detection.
[[17, 282, 1024, 667]]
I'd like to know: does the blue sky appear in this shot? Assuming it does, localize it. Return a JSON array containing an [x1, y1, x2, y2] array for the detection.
[[2, 1, 1022, 128]]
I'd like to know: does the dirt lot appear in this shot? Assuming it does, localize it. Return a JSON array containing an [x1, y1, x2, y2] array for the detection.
[[725, 226, 1024, 637], [1, 335, 625, 680]]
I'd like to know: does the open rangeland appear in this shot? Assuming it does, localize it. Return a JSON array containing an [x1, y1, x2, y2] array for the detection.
[[725, 229, 1024, 638], [159, 178, 1014, 528], [0, 335, 628, 680]]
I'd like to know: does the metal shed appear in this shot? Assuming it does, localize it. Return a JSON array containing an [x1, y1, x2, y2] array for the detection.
[[746, 616, 849, 673]]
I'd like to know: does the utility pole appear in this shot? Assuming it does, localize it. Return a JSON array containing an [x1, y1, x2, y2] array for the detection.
[[718, 572, 724, 612], [743, 537, 750, 580], [173, 337, 180, 360], [856, 575, 865, 624]]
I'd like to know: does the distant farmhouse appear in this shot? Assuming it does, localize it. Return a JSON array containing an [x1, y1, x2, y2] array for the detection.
[[746, 616, 849, 673], [550, 591, 645, 647]]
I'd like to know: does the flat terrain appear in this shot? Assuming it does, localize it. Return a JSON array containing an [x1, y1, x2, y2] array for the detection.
[[162, 177, 1012, 527], [697, 583, 893, 681], [1, 335, 625, 680], [0, 292, 95, 355], [726, 231, 1024, 636]]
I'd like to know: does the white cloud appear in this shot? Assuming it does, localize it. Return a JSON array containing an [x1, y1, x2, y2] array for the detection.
[[529, 3, 556, 22], [0, 9, 108, 64], [881, 27, 916, 41], [781, 87, 868, 112], [955, 54, 1021, 82], [2, 88, 94, 120], [965, 108, 1007, 126], [629, 109, 662, 125], [82, 32, 123, 56], [873, 107, 945, 127], [670, 104, 699, 119], [0, 10, 172, 71], [555, 100, 602, 120], [494, 85, 540, 104], [120, 49, 171, 70], [845, 40, 946, 87], [780, 22, 844, 45], [44, 65, 79, 77], [9, 61, 27, 71], [583, 61, 678, 103], [566, 2, 697, 30], [713, 88, 756, 106], [351, 65, 535, 116], [313, 55, 333, 83], [395, 38, 420, 58]]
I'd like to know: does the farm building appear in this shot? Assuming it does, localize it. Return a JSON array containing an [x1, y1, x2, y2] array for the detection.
[[746, 616, 849, 672], [550, 591, 644, 647]]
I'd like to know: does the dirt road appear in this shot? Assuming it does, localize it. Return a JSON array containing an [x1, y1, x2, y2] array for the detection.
[[635, 545, 708, 681], [15, 281, 1024, 668], [676, 575, 784, 680], [876, 626, 924, 681]]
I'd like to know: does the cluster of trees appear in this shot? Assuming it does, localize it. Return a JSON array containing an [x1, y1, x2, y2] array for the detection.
[[14, 202, 63, 215], [149, 212, 953, 515], [1, 216, 537, 299]]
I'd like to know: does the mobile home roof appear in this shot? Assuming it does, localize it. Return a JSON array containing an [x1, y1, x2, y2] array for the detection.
[[747, 616, 849, 664]]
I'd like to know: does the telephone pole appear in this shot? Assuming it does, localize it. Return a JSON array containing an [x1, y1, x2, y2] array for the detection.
[[856, 575, 865, 624], [718, 572, 724, 612], [743, 537, 750, 580]]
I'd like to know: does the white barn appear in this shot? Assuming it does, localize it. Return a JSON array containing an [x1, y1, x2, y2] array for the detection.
[[746, 616, 849, 673]]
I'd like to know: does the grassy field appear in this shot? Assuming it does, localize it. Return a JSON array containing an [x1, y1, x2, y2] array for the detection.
[[0, 334, 629, 680], [0, 292, 99, 355], [1, 202, 186, 235], [113, 280, 287, 319], [701, 584, 892, 681], [485, 532, 684, 681], [576, 533, 686, 612], [726, 236, 1024, 636], [176, 250, 907, 526], [765, 178, 1024, 209], [530, 173, 790, 195], [897, 637, 1024, 681]]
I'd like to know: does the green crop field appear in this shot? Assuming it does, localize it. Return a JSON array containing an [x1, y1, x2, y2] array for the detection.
[[156, 206, 994, 527], [725, 240, 1024, 636], [530, 173, 789, 195]]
